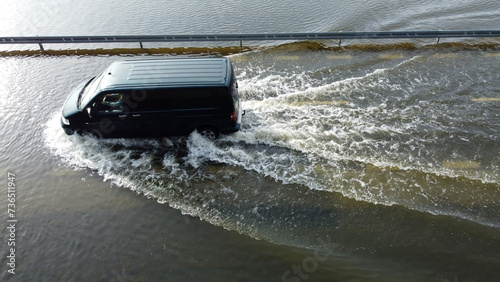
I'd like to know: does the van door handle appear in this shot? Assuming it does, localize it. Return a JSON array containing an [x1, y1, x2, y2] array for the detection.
[[119, 114, 127, 118], [132, 114, 141, 117]]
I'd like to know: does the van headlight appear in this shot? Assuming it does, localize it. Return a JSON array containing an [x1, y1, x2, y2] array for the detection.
[[61, 115, 70, 125]]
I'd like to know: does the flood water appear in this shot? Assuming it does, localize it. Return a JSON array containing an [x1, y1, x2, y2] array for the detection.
[[1, 1, 500, 281]]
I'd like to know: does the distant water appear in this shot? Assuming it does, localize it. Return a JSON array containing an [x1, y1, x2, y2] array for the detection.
[[1, 1, 500, 281], [1, 0, 499, 36]]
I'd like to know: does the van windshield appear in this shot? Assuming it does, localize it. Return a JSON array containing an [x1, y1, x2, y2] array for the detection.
[[78, 72, 104, 109]]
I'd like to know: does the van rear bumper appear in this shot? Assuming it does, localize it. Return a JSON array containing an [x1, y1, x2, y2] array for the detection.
[[222, 123, 240, 134]]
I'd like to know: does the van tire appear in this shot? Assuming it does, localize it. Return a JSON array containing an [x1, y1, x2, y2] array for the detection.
[[197, 126, 219, 140], [77, 129, 103, 139]]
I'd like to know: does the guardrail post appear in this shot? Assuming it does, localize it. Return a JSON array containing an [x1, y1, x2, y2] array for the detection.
[[38, 43, 44, 52], [139, 42, 143, 49]]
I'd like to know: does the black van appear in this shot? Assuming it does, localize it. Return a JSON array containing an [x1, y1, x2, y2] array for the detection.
[[60, 57, 243, 139]]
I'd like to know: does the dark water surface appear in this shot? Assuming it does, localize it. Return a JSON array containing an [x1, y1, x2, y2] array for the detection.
[[1, 0, 499, 281]]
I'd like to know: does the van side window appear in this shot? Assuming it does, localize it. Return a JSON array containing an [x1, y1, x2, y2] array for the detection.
[[170, 89, 215, 109], [134, 90, 167, 111], [134, 88, 230, 111], [95, 93, 125, 113]]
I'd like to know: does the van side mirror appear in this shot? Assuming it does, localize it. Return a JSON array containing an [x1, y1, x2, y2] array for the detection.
[[86, 107, 93, 118]]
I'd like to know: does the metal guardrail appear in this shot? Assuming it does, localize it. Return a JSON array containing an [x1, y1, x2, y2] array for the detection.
[[1, 30, 500, 51]]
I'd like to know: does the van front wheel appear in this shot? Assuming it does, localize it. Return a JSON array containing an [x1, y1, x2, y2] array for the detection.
[[197, 126, 219, 140], [77, 129, 103, 139]]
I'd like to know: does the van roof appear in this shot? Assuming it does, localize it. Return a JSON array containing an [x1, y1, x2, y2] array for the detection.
[[97, 57, 231, 91]]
